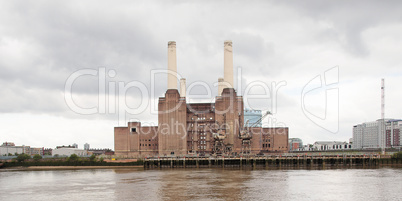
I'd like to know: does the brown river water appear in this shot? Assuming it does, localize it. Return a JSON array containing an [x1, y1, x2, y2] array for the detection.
[[0, 167, 401, 201]]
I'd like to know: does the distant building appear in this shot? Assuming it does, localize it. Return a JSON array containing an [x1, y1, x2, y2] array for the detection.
[[0, 142, 30, 156], [56, 145, 78, 149], [300, 144, 314, 151], [244, 109, 262, 127], [2, 142, 15, 146], [52, 148, 88, 157], [43, 148, 52, 156], [353, 119, 402, 149], [30, 147, 44, 156], [289, 138, 303, 151], [312, 141, 352, 151], [88, 148, 113, 156], [386, 119, 401, 147], [84, 143, 90, 150], [72, 143, 78, 148]]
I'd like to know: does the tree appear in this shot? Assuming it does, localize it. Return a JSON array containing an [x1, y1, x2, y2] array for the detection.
[[392, 151, 402, 159], [89, 154, 96, 162], [99, 157, 104, 162], [33, 154, 42, 161], [17, 153, 31, 162], [69, 154, 79, 161]]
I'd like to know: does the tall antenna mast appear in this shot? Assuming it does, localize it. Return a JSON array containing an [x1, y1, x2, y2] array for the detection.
[[381, 78, 385, 154], [381, 78, 384, 120]]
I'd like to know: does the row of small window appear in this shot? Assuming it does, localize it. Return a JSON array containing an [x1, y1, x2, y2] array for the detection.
[[199, 136, 207, 140], [199, 146, 207, 149], [199, 141, 207, 144], [263, 144, 271, 148], [332, 145, 352, 149], [191, 117, 213, 120], [140, 144, 157, 147], [263, 139, 271, 142], [140, 139, 155, 142]]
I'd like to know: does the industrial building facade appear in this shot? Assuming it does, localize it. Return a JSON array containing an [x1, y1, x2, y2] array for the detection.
[[114, 41, 288, 158]]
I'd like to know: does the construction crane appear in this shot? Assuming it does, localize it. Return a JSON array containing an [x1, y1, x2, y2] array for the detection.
[[239, 111, 271, 155]]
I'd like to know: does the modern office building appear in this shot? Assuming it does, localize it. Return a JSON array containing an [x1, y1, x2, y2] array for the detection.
[[353, 119, 402, 149], [289, 138, 303, 151]]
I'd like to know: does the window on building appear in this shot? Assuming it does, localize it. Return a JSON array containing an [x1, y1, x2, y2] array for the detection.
[[131, 127, 137, 132]]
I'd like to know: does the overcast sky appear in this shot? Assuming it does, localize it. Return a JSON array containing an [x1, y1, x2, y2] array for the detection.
[[1, 1, 401, 149]]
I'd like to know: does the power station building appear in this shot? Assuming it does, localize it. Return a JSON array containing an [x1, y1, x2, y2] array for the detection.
[[114, 41, 288, 158]]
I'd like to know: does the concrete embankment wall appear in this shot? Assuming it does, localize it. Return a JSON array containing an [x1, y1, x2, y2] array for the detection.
[[144, 157, 402, 169]]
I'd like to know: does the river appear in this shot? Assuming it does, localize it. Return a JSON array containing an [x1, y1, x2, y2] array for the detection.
[[0, 167, 401, 201]]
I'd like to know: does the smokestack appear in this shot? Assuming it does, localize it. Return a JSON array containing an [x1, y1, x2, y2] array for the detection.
[[180, 78, 186, 97], [224, 40, 234, 88], [168, 41, 177, 90], [218, 78, 224, 96]]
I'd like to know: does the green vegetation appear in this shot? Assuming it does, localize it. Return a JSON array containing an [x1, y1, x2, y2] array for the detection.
[[1, 158, 143, 168], [16, 154, 31, 162], [0, 154, 143, 168], [68, 154, 79, 162], [392, 151, 402, 159], [33, 154, 42, 161], [89, 154, 96, 162]]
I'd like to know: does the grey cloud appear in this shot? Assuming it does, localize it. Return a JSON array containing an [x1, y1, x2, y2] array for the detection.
[[280, 0, 402, 56], [0, 1, 401, 147]]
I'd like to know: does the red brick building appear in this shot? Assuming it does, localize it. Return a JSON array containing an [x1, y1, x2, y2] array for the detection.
[[114, 41, 288, 158]]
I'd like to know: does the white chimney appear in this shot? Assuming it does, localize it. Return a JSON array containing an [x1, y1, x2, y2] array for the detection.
[[224, 40, 234, 89], [168, 41, 177, 90], [218, 77, 224, 96], [180, 78, 186, 97]]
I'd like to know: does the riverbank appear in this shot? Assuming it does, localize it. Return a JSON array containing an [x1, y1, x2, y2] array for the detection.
[[0, 159, 144, 169], [1, 165, 143, 171]]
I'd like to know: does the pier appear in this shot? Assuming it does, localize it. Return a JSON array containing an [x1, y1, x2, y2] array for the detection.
[[143, 154, 402, 169]]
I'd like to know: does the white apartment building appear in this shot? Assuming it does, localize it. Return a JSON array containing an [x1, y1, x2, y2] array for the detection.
[[353, 119, 402, 149], [52, 148, 88, 157]]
